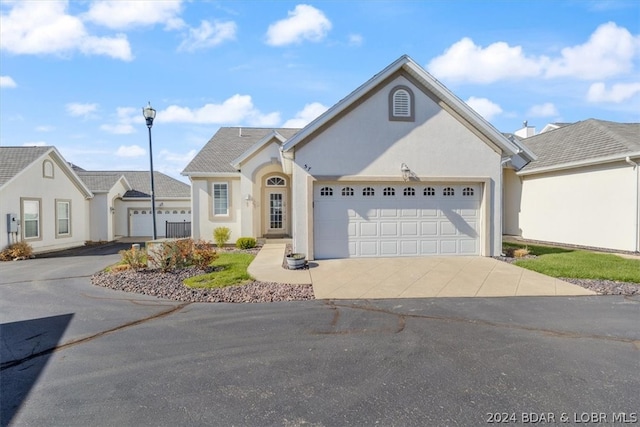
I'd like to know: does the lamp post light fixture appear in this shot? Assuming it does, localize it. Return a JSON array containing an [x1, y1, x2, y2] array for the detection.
[[142, 102, 158, 240]]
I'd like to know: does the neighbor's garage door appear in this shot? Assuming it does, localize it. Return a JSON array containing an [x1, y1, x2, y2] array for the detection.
[[130, 208, 191, 237], [313, 183, 481, 258]]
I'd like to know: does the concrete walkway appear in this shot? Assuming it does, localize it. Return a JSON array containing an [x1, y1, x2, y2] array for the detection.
[[248, 243, 596, 299]]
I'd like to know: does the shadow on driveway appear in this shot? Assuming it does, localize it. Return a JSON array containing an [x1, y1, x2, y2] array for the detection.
[[35, 241, 145, 258], [0, 313, 74, 427]]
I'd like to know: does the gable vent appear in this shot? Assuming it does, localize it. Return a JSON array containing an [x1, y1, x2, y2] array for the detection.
[[393, 89, 410, 117]]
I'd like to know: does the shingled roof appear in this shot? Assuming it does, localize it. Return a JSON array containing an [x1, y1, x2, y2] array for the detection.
[[519, 119, 640, 173], [76, 171, 190, 198], [182, 127, 300, 175], [0, 146, 52, 187]]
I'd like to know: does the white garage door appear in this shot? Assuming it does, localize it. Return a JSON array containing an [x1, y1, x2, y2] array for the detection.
[[130, 208, 191, 237], [313, 183, 481, 258]]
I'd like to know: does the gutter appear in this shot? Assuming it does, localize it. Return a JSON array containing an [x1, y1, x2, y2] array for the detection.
[[626, 156, 640, 252]]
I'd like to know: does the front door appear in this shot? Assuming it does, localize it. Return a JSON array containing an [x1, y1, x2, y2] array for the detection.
[[266, 189, 287, 234]]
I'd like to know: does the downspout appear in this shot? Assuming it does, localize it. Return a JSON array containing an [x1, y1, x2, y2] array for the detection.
[[626, 156, 640, 252]]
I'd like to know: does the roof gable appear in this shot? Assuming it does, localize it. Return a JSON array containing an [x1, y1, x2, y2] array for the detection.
[[519, 119, 640, 174], [0, 146, 93, 198], [182, 127, 300, 176], [77, 170, 190, 198], [281, 55, 534, 162]]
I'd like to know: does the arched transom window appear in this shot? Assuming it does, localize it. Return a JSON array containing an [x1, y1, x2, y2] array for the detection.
[[266, 176, 286, 186]]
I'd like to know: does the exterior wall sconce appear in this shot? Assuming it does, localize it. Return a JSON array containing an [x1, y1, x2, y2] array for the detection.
[[401, 163, 411, 181], [245, 194, 252, 201]]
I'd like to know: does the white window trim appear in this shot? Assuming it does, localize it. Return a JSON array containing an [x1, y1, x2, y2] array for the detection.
[[213, 182, 229, 216], [22, 198, 41, 240]]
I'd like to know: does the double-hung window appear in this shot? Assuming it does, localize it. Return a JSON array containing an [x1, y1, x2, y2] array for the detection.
[[213, 183, 229, 216], [56, 200, 71, 236], [23, 199, 40, 239]]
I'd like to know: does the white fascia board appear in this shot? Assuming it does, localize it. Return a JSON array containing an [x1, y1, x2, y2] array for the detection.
[[50, 147, 94, 199], [0, 148, 56, 192], [281, 55, 412, 152], [230, 131, 287, 169], [181, 172, 240, 178], [517, 151, 640, 176]]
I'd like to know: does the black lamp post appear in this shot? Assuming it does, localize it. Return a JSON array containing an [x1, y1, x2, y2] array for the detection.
[[142, 102, 157, 240]]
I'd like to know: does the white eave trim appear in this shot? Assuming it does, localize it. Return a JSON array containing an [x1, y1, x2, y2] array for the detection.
[[181, 172, 241, 178], [230, 131, 288, 170], [517, 151, 640, 176], [281, 54, 536, 161]]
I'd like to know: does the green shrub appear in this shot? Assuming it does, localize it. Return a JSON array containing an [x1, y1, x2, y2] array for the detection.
[[213, 227, 231, 248], [118, 247, 147, 269], [0, 241, 33, 261], [236, 237, 257, 249]]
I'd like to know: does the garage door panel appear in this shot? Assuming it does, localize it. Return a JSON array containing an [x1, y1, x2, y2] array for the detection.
[[314, 182, 481, 258]]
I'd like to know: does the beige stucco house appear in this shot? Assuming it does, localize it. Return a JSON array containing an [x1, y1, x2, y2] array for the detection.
[[182, 55, 535, 259], [504, 119, 640, 252], [0, 146, 191, 253], [0, 146, 93, 253]]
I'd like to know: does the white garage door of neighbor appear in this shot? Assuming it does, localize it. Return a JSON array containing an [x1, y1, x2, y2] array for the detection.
[[130, 208, 191, 237], [313, 183, 481, 258]]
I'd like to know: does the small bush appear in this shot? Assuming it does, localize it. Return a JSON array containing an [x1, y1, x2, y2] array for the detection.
[[236, 237, 257, 249], [147, 239, 218, 272], [213, 227, 231, 248], [118, 247, 147, 269], [0, 241, 34, 261], [513, 248, 530, 258]]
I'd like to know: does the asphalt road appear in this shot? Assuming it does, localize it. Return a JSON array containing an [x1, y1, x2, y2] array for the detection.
[[1, 248, 639, 426]]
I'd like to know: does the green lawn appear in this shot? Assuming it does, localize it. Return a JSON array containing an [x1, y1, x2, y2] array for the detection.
[[184, 252, 255, 288], [504, 242, 640, 283]]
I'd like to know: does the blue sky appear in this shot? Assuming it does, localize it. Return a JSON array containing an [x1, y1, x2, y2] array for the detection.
[[1, 0, 639, 183]]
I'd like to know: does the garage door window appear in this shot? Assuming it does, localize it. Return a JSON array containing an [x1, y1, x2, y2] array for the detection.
[[463, 187, 474, 196], [383, 187, 395, 196], [443, 187, 455, 196], [403, 187, 415, 196], [213, 183, 229, 215], [363, 187, 375, 196], [320, 187, 333, 196], [341, 187, 354, 196], [424, 187, 435, 196]]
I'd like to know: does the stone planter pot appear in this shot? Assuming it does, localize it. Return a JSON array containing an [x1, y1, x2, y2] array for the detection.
[[286, 253, 306, 270]]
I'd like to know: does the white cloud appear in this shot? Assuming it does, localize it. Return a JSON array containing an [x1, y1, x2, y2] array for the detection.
[[36, 125, 55, 132], [116, 145, 146, 157], [587, 82, 640, 103], [527, 103, 559, 117], [0, 75, 17, 88], [546, 22, 640, 80], [428, 38, 544, 84], [159, 94, 281, 126], [465, 97, 503, 121], [100, 106, 139, 134], [83, 0, 184, 30], [66, 102, 99, 118], [178, 20, 237, 52], [348, 34, 363, 47], [265, 4, 332, 46], [159, 149, 198, 164], [428, 22, 639, 84], [283, 102, 328, 128], [0, 1, 133, 60]]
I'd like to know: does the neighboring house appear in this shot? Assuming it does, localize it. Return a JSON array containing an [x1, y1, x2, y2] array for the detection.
[[0, 146, 93, 253], [74, 169, 192, 241], [183, 55, 534, 259], [504, 119, 640, 252]]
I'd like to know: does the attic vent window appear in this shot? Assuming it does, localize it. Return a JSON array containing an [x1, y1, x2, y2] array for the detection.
[[389, 85, 415, 122]]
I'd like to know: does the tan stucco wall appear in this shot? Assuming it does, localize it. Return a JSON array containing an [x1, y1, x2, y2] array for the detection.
[[291, 75, 503, 257], [503, 168, 522, 236], [0, 153, 90, 252], [519, 162, 638, 251], [190, 177, 241, 243]]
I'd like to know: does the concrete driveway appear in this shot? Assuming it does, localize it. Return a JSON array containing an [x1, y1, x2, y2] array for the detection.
[[248, 244, 596, 298]]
